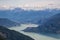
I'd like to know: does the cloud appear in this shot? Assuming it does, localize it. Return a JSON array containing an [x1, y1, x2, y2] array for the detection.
[[15, 1, 60, 10], [0, 0, 60, 10]]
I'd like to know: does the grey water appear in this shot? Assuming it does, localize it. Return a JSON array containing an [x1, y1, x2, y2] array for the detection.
[[9, 24, 60, 40]]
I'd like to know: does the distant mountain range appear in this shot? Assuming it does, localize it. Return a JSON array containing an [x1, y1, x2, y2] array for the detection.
[[0, 26, 34, 40], [23, 13, 60, 34], [0, 18, 20, 28], [0, 8, 60, 24]]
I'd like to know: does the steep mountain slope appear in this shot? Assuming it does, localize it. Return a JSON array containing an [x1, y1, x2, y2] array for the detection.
[[23, 13, 60, 34], [0, 18, 20, 27], [0, 26, 34, 40], [38, 13, 60, 34]]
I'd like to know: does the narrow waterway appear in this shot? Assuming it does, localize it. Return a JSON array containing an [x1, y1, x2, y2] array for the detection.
[[9, 24, 60, 40]]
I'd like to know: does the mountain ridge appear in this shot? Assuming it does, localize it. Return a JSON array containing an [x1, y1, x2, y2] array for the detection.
[[0, 26, 34, 40], [0, 8, 60, 24]]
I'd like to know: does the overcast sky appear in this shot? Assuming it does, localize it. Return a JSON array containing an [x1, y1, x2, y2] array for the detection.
[[0, 0, 60, 9]]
